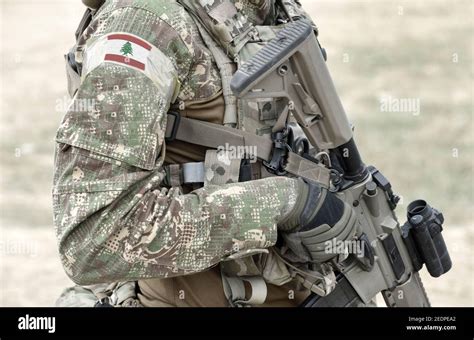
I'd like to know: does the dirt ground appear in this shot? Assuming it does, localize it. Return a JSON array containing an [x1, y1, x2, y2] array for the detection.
[[0, 0, 472, 306]]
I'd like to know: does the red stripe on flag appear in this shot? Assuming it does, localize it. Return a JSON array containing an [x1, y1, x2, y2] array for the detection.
[[107, 34, 152, 51], [104, 54, 146, 71]]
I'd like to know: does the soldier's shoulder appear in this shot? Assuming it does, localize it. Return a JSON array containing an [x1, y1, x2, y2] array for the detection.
[[96, 0, 196, 75], [100, 0, 188, 17], [98, 0, 195, 44]]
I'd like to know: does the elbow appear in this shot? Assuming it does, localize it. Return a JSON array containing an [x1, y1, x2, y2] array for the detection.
[[58, 223, 140, 285], [67, 268, 94, 286], [58, 231, 109, 286], [59, 242, 100, 286]]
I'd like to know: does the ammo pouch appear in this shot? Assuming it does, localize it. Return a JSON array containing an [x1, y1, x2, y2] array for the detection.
[[197, 146, 294, 306]]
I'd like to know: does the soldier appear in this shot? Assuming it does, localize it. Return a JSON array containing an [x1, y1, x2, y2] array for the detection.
[[53, 0, 357, 307]]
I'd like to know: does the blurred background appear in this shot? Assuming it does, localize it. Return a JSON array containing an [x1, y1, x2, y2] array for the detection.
[[0, 0, 472, 306]]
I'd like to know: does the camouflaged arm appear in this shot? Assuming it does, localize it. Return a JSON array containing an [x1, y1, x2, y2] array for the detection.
[[53, 3, 303, 285], [54, 163, 301, 285]]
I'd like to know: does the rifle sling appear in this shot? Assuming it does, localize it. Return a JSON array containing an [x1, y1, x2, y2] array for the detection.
[[301, 276, 364, 307], [167, 115, 331, 188]]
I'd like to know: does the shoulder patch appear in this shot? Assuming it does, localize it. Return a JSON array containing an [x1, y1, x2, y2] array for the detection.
[[83, 32, 179, 101], [90, 1, 196, 80]]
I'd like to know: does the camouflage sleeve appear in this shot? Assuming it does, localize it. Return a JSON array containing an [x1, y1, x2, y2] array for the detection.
[[53, 3, 302, 285]]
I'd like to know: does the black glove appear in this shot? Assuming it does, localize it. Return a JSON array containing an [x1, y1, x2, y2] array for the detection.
[[278, 179, 358, 263]]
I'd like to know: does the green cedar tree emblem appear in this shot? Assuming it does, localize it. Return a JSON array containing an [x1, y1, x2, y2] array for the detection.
[[120, 42, 134, 57]]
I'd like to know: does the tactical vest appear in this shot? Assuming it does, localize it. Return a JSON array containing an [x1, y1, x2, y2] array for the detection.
[[174, 0, 309, 306], [64, 0, 333, 307]]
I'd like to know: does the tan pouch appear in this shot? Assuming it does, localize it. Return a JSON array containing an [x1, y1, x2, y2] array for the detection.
[[56, 281, 142, 307]]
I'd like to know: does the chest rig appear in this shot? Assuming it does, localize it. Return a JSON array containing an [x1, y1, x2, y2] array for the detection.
[[172, 0, 334, 307], [169, 0, 330, 184]]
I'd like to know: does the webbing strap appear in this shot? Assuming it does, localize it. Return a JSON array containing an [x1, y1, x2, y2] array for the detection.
[[174, 116, 272, 159], [301, 276, 366, 307], [182, 162, 205, 184], [177, 0, 257, 59], [164, 162, 206, 187], [271, 250, 337, 297], [285, 152, 331, 187], [194, 21, 238, 127], [167, 164, 181, 187], [204, 150, 242, 186], [169, 115, 331, 188], [84, 281, 138, 306], [110, 282, 138, 306], [221, 271, 268, 307]]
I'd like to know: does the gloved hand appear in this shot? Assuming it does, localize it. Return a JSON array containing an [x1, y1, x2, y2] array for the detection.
[[278, 178, 358, 263]]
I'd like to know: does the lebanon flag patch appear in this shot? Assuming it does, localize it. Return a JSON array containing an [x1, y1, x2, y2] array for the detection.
[[103, 33, 152, 71], [82, 32, 179, 99]]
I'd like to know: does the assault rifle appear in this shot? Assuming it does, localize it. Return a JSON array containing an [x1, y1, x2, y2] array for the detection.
[[230, 20, 451, 307]]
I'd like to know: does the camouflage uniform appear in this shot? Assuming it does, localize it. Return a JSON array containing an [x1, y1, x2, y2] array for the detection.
[[54, 0, 313, 306]]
